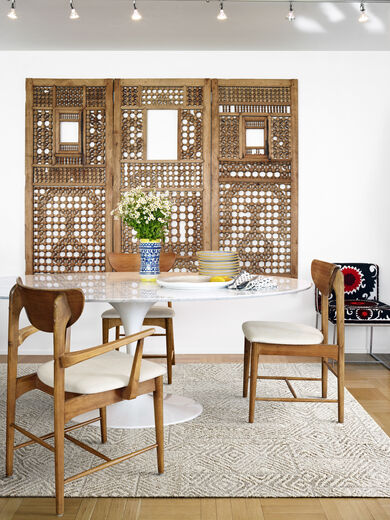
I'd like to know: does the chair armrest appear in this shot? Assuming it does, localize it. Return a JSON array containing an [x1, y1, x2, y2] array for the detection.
[[18, 326, 39, 346], [123, 335, 146, 399], [60, 328, 155, 368]]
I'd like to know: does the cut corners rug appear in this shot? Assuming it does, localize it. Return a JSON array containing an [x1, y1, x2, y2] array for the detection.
[[1, 363, 390, 498]]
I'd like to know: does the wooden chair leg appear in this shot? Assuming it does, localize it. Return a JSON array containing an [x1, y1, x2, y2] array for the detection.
[[168, 317, 175, 366], [249, 343, 259, 423], [243, 337, 251, 398], [102, 318, 109, 344], [321, 357, 328, 398], [54, 382, 65, 515], [171, 321, 176, 366], [165, 318, 174, 384], [6, 350, 17, 477], [99, 407, 107, 443], [338, 354, 345, 423], [153, 376, 164, 474]]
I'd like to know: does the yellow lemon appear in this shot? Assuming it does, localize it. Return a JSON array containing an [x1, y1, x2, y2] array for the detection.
[[210, 276, 226, 282], [223, 276, 232, 281]]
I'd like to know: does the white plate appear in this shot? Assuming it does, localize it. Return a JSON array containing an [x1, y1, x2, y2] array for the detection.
[[198, 261, 240, 266], [197, 250, 237, 256], [157, 275, 233, 290]]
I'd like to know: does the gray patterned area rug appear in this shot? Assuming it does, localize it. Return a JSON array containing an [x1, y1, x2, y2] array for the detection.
[[1, 362, 390, 498]]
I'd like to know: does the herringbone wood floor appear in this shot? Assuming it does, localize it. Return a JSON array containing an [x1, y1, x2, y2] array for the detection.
[[1, 354, 390, 520]]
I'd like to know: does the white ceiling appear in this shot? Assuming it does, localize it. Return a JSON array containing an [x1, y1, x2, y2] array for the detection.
[[0, 0, 390, 51]]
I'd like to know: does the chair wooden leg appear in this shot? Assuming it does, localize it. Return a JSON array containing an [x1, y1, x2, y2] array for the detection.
[[249, 343, 259, 423], [6, 350, 17, 477], [153, 376, 164, 474], [99, 407, 107, 443], [243, 337, 251, 398], [338, 354, 345, 424], [165, 318, 174, 384], [115, 326, 121, 340], [102, 318, 109, 344], [54, 380, 65, 515], [171, 319, 176, 366], [321, 357, 328, 398]]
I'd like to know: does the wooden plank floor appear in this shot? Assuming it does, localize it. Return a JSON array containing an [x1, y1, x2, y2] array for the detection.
[[1, 356, 390, 519]]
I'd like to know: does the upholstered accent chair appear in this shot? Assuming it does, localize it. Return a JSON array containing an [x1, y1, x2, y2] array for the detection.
[[102, 252, 176, 383], [315, 263, 390, 369], [6, 278, 165, 516]]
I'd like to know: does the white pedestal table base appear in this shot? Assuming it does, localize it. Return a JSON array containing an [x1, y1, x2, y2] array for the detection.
[[73, 299, 203, 429], [73, 393, 203, 429]]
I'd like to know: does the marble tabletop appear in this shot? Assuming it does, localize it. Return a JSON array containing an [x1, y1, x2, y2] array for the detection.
[[0, 272, 311, 303]]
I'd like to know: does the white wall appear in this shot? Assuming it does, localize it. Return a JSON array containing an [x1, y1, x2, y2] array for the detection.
[[0, 51, 389, 355]]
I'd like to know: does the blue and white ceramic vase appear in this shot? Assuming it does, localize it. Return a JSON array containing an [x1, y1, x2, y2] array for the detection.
[[139, 239, 162, 281]]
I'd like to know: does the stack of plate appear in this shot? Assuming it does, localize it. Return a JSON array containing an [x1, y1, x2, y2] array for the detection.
[[196, 250, 240, 278]]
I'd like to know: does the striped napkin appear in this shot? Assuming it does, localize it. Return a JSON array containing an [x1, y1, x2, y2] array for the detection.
[[228, 271, 278, 291]]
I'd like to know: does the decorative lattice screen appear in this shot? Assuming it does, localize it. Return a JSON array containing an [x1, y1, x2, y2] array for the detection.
[[25, 79, 113, 274], [26, 78, 297, 276], [113, 79, 211, 271], [211, 80, 298, 276]]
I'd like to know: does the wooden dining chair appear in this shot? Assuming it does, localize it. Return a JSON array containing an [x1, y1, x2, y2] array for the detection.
[[242, 259, 345, 423], [102, 251, 176, 384], [6, 278, 164, 516]]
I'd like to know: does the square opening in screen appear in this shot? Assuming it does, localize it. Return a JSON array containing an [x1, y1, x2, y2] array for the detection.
[[147, 110, 178, 160], [60, 121, 79, 143], [246, 128, 265, 147]]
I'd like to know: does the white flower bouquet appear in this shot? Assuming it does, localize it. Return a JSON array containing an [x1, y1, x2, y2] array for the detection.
[[112, 187, 172, 240]]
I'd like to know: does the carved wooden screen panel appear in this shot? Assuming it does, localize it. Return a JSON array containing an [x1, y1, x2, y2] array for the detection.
[[25, 79, 113, 274], [113, 79, 211, 271], [211, 80, 298, 276], [26, 78, 297, 276]]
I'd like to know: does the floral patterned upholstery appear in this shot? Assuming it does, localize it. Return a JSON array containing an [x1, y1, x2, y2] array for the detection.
[[315, 263, 390, 323]]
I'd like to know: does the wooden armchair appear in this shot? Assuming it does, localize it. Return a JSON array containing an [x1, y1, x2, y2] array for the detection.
[[102, 251, 176, 384], [6, 278, 165, 516], [242, 259, 345, 423]]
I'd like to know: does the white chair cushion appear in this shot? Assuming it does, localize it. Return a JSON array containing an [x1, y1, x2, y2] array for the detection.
[[37, 351, 166, 394], [101, 305, 175, 320], [242, 321, 324, 345]]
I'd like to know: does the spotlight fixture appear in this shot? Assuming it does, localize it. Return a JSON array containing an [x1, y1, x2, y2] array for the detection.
[[358, 1, 369, 22], [69, 0, 79, 20], [286, 2, 295, 21], [217, 1, 227, 21], [131, 0, 142, 21], [7, 0, 17, 19]]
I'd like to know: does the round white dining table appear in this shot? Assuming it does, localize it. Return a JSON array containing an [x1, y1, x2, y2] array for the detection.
[[0, 272, 311, 429]]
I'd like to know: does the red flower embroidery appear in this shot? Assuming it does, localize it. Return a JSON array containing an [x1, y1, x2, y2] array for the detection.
[[357, 308, 373, 320], [341, 266, 362, 295]]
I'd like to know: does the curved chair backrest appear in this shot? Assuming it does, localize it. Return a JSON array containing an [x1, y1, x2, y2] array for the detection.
[[311, 260, 338, 297], [311, 259, 344, 346], [11, 278, 85, 333], [108, 252, 176, 273], [332, 263, 379, 301], [314, 262, 379, 314]]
